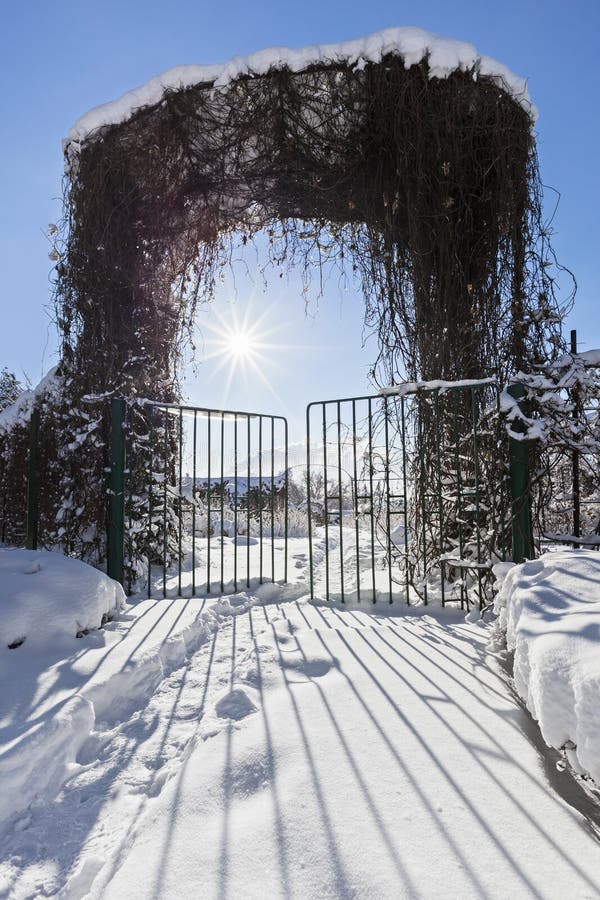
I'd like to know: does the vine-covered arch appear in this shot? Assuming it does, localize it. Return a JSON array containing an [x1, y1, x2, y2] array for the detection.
[[57, 27, 565, 405], [1, 28, 572, 566]]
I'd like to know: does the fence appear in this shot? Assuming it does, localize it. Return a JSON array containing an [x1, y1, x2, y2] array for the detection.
[[306, 382, 514, 608], [8, 367, 599, 607], [108, 399, 289, 597]]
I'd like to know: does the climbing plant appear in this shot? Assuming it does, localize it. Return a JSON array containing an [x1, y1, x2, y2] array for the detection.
[[1, 42, 575, 571]]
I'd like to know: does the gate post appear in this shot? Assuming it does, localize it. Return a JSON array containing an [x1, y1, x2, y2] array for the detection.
[[507, 384, 533, 563], [26, 408, 40, 550], [107, 398, 126, 586], [570, 329, 581, 538], [306, 403, 315, 599]]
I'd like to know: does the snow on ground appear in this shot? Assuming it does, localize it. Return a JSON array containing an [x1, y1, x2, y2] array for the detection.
[[2, 545, 600, 899], [65, 26, 535, 157], [0, 550, 125, 831], [493, 549, 600, 784], [147, 534, 302, 599], [153, 525, 471, 606], [0, 549, 125, 650], [150, 529, 403, 604]]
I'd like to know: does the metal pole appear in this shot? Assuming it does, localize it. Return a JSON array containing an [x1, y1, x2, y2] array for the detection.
[[270, 416, 275, 584], [284, 418, 289, 584], [107, 398, 126, 586], [435, 391, 446, 606], [207, 411, 211, 593], [452, 391, 466, 608], [384, 397, 393, 604], [307, 405, 314, 599], [470, 388, 484, 605], [323, 404, 330, 600], [220, 412, 225, 592], [192, 411, 197, 596], [246, 416, 251, 588], [507, 383, 533, 563], [337, 401, 345, 603], [26, 408, 40, 551], [233, 413, 238, 591], [400, 399, 410, 604], [352, 400, 361, 603], [417, 398, 428, 605], [571, 329, 581, 539], [259, 416, 263, 583], [178, 408, 183, 596], [162, 408, 168, 598], [147, 409, 154, 598]]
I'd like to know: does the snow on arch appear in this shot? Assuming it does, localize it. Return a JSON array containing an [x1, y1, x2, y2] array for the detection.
[[65, 26, 536, 156]]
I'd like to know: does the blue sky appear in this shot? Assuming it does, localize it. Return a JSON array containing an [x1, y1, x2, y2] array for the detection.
[[1, 0, 599, 440]]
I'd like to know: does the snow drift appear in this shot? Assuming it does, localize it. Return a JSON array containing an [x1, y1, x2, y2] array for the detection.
[[493, 550, 600, 783], [0, 549, 125, 649]]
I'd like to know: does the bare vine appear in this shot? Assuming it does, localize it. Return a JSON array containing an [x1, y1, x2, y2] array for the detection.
[[0, 54, 574, 571]]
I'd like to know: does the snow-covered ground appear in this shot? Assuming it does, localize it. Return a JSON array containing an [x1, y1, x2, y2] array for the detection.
[[1, 545, 600, 899], [0, 549, 125, 650], [150, 529, 406, 604], [493, 549, 600, 784]]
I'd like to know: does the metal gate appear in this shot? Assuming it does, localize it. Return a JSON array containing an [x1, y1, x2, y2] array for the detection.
[[109, 399, 288, 597], [306, 382, 511, 608]]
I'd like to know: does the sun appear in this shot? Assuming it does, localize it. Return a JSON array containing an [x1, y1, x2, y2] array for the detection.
[[228, 330, 255, 359], [196, 299, 285, 403], [194, 292, 317, 408]]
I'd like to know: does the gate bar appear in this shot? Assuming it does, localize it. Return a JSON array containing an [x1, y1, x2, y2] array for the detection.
[[507, 383, 533, 563], [26, 407, 40, 552], [384, 396, 393, 603], [128, 400, 287, 598], [108, 398, 126, 586]]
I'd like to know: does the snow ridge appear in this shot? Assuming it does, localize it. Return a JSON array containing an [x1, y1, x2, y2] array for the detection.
[[493, 550, 600, 785], [0, 600, 211, 828], [65, 26, 535, 155]]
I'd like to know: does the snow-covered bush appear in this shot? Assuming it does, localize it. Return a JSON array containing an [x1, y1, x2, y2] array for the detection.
[[0, 548, 125, 650], [493, 550, 600, 784], [0, 369, 23, 412], [0, 368, 64, 550], [502, 351, 600, 541]]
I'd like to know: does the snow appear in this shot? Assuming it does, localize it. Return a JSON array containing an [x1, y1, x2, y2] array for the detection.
[[65, 27, 536, 157], [2, 542, 600, 898], [543, 532, 600, 546], [551, 348, 600, 369], [0, 367, 61, 435], [380, 377, 496, 397], [578, 348, 600, 366], [0, 549, 125, 650], [493, 550, 600, 784], [0, 549, 126, 828]]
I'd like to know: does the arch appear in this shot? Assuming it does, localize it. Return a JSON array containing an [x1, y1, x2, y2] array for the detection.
[[2, 28, 571, 567], [57, 27, 563, 405]]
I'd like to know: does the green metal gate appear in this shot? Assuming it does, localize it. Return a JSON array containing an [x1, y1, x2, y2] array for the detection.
[[108, 399, 289, 597], [306, 381, 514, 609]]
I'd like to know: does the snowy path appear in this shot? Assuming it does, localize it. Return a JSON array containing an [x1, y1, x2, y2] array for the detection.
[[4, 593, 600, 899]]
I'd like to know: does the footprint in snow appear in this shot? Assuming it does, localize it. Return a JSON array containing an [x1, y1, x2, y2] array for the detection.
[[215, 688, 259, 721], [281, 655, 338, 679]]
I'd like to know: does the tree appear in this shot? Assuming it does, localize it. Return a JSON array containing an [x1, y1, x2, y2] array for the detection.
[[0, 369, 22, 411]]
